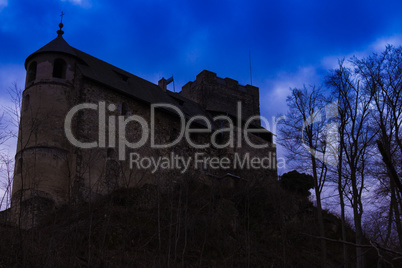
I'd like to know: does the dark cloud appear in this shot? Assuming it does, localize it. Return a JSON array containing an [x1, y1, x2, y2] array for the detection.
[[1, 0, 402, 115]]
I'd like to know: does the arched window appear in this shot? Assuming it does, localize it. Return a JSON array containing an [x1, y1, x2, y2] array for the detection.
[[27, 61, 37, 82], [23, 94, 30, 111], [53, 58, 67, 79]]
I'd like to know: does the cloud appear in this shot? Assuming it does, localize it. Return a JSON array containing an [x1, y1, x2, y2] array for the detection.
[[0, 65, 24, 160], [260, 66, 320, 118], [0, 64, 26, 94], [60, 0, 91, 8], [0, 92, 19, 156], [369, 34, 402, 51], [321, 34, 402, 70], [0, 92, 18, 212], [266, 34, 402, 174], [261, 33, 402, 129], [0, 0, 7, 11], [259, 66, 323, 173]]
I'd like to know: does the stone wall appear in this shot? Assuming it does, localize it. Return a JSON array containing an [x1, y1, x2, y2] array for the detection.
[[181, 70, 260, 124], [69, 73, 276, 200]]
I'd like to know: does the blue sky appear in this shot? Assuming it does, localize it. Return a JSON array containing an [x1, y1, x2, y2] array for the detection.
[[1, 0, 402, 210], [1, 0, 402, 154]]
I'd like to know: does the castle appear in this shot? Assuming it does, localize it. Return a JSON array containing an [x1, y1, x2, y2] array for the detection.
[[9, 23, 276, 227]]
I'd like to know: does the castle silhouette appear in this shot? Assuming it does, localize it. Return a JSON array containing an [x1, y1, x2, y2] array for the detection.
[[10, 23, 276, 228]]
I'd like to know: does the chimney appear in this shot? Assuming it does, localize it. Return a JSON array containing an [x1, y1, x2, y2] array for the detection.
[[158, 78, 167, 91]]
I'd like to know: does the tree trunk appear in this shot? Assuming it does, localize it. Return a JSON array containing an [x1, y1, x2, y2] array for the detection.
[[351, 172, 363, 268], [339, 184, 349, 267], [338, 122, 349, 268], [390, 181, 402, 249], [312, 156, 326, 267]]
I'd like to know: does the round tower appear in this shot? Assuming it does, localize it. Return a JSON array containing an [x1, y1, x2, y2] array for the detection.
[[11, 23, 77, 227]]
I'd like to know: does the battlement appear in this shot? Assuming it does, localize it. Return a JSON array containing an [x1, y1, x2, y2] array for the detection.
[[191, 70, 259, 95], [181, 70, 260, 124]]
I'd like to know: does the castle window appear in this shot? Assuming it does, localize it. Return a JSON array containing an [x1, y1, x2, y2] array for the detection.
[[120, 102, 129, 116], [53, 58, 67, 79], [27, 61, 37, 83], [113, 70, 129, 83], [23, 94, 30, 111], [107, 148, 115, 159]]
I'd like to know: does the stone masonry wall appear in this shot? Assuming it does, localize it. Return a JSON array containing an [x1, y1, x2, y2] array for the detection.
[[181, 70, 260, 124], [70, 75, 276, 201]]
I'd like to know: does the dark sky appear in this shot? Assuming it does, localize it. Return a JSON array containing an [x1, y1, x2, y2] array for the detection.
[[2, 0, 402, 116], [1, 0, 402, 159], [0, 0, 402, 209]]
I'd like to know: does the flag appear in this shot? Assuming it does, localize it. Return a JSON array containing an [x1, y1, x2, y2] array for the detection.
[[166, 76, 174, 85]]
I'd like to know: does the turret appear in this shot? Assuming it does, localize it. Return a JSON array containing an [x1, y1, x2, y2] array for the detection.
[[11, 22, 76, 227]]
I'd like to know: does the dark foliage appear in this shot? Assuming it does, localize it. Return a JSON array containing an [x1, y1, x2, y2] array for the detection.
[[0, 178, 389, 267], [280, 170, 315, 197]]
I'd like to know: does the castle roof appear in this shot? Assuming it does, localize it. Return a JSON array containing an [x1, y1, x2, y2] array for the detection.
[[25, 35, 77, 68], [25, 34, 217, 128]]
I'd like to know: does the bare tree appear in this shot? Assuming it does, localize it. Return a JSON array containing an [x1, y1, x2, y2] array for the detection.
[[327, 60, 377, 268], [281, 47, 402, 267], [325, 60, 352, 267], [0, 154, 14, 211], [5, 82, 43, 229], [279, 85, 329, 267], [0, 84, 17, 212], [351, 45, 402, 250]]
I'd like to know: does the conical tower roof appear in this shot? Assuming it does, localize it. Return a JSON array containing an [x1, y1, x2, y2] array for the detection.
[[25, 28, 76, 69]]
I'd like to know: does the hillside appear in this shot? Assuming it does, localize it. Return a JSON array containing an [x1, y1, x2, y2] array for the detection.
[[0, 178, 394, 267]]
